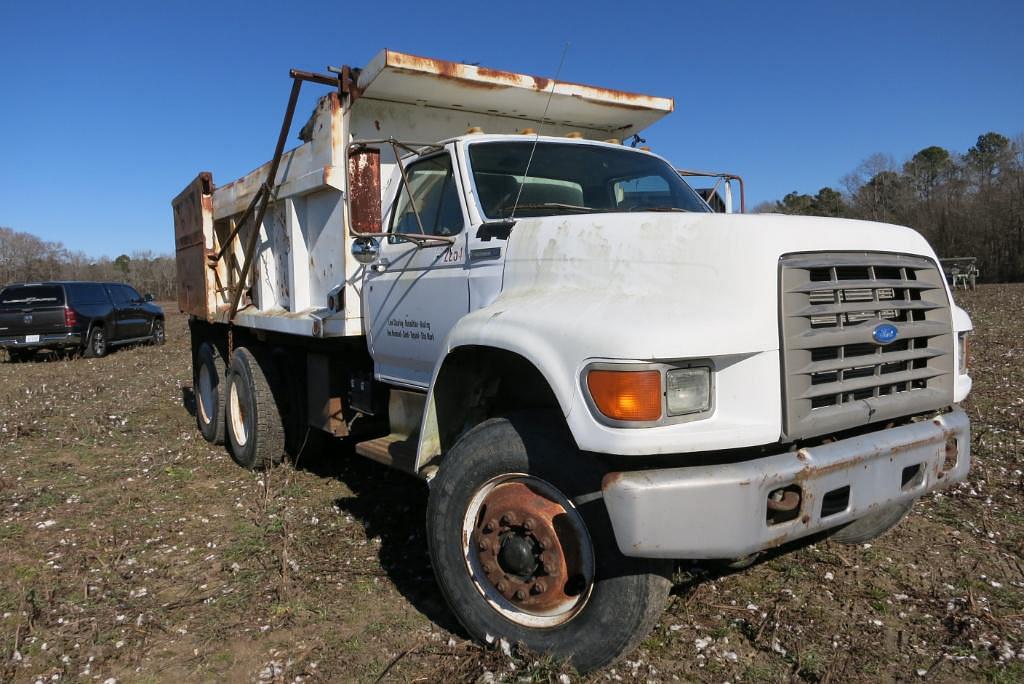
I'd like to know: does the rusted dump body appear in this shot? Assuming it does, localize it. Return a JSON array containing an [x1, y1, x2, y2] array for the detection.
[[173, 49, 674, 338], [172, 173, 215, 319]]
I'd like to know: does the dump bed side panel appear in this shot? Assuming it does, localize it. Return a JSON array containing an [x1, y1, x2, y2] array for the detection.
[[173, 172, 215, 319]]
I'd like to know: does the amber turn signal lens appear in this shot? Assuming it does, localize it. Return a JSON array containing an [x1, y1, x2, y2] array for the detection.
[[587, 370, 662, 422]]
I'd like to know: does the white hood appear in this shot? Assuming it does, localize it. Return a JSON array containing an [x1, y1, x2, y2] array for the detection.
[[497, 212, 941, 359]]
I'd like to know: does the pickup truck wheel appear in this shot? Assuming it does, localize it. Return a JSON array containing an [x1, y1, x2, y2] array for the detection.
[[83, 326, 107, 358], [195, 342, 226, 444], [829, 499, 913, 545], [225, 346, 285, 470], [426, 414, 672, 673], [151, 319, 166, 346], [6, 349, 32, 363]]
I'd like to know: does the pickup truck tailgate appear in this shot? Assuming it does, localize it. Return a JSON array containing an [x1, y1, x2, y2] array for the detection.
[[0, 285, 67, 337]]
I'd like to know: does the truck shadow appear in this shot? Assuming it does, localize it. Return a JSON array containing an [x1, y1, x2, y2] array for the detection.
[[293, 442, 466, 637], [292, 440, 836, 638]]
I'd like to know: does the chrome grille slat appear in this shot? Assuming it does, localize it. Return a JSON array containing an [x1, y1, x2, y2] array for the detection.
[[779, 252, 955, 439], [793, 300, 942, 317], [800, 367, 946, 400], [800, 347, 943, 374], [789, 279, 941, 293], [791, 320, 950, 349]]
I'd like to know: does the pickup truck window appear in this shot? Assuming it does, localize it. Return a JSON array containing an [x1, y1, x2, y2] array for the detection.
[[0, 285, 65, 306], [67, 283, 109, 306], [389, 153, 463, 239], [108, 284, 137, 305], [468, 141, 710, 219]]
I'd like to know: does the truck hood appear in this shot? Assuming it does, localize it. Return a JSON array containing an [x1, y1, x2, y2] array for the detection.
[[495, 212, 943, 359]]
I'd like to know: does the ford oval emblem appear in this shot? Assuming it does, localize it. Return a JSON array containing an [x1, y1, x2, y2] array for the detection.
[[872, 323, 898, 345]]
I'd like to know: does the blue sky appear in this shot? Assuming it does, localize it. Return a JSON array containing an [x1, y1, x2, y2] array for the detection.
[[1, 1, 1021, 257]]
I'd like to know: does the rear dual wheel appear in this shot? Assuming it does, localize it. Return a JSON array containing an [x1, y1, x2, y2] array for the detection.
[[195, 342, 226, 444], [426, 415, 671, 673], [224, 346, 285, 470]]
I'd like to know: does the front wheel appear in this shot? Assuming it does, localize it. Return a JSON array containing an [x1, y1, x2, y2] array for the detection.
[[829, 499, 913, 545], [426, 415, 671, 673], [151, 319, 166, 346]]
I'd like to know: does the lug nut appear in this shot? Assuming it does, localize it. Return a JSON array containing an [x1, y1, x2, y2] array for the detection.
[[483, 562, 496, 574], [514, 589, 526, 601], [538, 537, 550, 550], [478, 539, 490, 552], [532, 581, 547, 594], [497, 581, 509, 594], [501, 512, 517, 526], [523, 517, 535, 531], [543, 562, 555, 575]]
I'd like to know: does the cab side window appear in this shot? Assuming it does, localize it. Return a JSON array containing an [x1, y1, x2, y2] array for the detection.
[[389, 154, 463, 239], [109, 285, 134, 306]]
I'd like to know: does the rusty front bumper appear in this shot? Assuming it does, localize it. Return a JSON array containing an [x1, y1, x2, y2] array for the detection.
[[601, 408, 970, 559]]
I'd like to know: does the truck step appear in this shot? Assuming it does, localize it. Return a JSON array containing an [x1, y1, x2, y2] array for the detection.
[[354, 434, 418, 474]]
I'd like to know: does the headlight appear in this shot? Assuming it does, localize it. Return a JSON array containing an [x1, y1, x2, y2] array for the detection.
[[958, 331, 970, 374], [666, 367, 711, 415], [583, 362, 714, 426]]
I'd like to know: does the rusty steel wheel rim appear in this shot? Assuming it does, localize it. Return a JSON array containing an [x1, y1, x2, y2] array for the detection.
[[462, 474, 595, 628]]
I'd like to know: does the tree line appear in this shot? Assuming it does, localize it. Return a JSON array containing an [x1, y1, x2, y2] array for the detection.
[[757, 132, 1024, 282], [0, 226, 177, 299]]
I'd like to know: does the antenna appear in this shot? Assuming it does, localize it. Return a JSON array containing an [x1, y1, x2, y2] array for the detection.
[[509, 43, 570, 220]]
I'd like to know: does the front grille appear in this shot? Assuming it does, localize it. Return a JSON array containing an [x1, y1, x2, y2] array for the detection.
[[780, 253, 954, 439]]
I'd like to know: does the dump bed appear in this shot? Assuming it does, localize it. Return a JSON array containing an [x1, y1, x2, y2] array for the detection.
[[173, 49, 674, 338]]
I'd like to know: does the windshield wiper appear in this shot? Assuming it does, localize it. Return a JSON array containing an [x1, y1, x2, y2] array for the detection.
[[627, 206, 689, 212], [509, 202, 613, 215]]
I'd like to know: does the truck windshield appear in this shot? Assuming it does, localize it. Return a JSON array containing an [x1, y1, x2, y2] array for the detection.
[[468, 141, 710, 219]]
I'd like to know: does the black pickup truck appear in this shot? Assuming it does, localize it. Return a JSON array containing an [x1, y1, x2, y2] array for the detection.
[[0, 281, 165, 361]]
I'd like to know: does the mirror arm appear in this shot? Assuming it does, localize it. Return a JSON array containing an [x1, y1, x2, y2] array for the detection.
[[390, 140, 429, 238]]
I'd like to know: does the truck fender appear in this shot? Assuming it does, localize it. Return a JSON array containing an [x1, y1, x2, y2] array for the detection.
[[414, 305, 579, 475]]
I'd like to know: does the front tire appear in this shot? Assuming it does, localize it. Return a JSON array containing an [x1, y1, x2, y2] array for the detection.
[[151, 318, 166, 346], [225, 346, 285, 470], [830, 499, 913, 545], [426, 415, 671, 673]]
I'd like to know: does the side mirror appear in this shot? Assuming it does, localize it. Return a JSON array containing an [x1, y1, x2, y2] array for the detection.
[[351, 237, 380, 264], [144, 293, 155, 302], [348, 146, 382, 234]]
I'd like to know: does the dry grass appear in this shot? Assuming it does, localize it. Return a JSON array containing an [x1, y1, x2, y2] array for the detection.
[[1, 286, 1022, 683]]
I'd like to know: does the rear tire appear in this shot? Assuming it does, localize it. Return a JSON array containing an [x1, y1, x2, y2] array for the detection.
[[83, 326, 107, 358], [6, 349, 32, 363], [426, 414, 672, 673], [830, 500, 913, 545], [195, 341, 226, 444], [225, 346, 285, 470]]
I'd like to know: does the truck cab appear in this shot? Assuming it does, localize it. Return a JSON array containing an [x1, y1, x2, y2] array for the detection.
[[173, 50, 973, 672]]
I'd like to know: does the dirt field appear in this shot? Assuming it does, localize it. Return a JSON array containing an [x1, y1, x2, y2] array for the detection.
[[2, 285, 1022, 683]]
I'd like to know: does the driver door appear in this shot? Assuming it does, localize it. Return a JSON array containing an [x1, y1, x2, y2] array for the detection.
[[363, 150, 469, 388]]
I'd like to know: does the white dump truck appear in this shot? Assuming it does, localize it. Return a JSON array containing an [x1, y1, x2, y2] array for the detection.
[[172, 50, 974, 671]]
